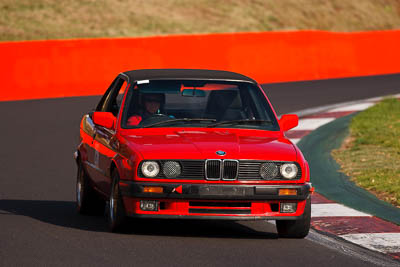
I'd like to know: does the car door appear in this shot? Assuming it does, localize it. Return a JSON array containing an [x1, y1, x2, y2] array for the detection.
[[92, 76, 129, 196], [83, 77, 119, 191]]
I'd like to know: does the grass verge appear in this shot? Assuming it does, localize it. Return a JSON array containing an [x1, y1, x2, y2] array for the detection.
[[332, 98, 400, 208], [1, 0, 400, 41]]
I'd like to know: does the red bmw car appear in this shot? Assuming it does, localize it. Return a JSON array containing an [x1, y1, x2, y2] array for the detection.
[[75, 69, 312, 237]]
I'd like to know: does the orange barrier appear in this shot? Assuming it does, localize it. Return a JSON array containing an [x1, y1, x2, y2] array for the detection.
[[1, 30, 400, 101]]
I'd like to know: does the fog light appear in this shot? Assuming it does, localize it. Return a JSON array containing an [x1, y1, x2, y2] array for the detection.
[[140, 200, 158, 211], [280, 203, 297, 213]]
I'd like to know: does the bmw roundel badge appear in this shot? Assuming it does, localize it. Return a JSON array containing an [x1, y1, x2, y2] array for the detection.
[[216, 150, 226, 156]]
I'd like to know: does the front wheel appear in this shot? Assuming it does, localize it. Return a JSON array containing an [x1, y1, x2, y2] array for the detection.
[[276, 198, 311, 238], [108, 170, 128, 232], [76, 162, 105, 215]]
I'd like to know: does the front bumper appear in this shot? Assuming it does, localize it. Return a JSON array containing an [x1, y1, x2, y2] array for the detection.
[[119, 181, 312, 220], [120, 182, 312, 200]]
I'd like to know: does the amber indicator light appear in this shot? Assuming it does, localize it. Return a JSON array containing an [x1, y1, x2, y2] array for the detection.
[[279, 189, 297, 196], [143, 186, 164, 193], [310, 187, 315, 194]]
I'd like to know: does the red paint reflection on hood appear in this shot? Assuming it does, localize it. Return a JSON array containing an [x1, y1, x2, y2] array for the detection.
[[122, 128, 296, 161]]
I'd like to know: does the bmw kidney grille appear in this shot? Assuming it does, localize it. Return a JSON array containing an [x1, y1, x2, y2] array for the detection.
[[205, 159, 239, 180]]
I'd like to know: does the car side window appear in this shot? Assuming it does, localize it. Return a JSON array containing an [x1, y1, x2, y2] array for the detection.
[[99, 78, 128, 116], [115, 82, 128, 111], [96, 78, 118, 112]]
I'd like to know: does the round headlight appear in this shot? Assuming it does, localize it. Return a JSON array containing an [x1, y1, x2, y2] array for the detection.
[[280, 163, 298, 179], [163, 161, 181, 178], [141, 161, 160, 178], [259, 162, 279, 180]]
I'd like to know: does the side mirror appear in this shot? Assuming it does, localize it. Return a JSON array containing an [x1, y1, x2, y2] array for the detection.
[[279, 114, 298, 131], [92, 112, 116, 130]]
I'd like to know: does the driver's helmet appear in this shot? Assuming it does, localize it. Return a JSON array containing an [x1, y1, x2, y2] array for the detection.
[[141, 93, 165, 105], [141, 93, 165, 114]]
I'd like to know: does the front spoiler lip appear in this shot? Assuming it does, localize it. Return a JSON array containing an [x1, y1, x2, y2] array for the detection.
[[127, 214, 303, 220], [120, 181, 312, 200]]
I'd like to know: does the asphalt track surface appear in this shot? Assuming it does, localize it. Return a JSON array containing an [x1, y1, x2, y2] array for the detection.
[[1, 74, 400, 266]]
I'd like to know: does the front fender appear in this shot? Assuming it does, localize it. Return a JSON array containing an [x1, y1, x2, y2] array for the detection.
[[111, 153, 138, 181], [294, 145, 310, 182]]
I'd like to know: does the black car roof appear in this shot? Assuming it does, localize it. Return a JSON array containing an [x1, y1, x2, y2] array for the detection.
[[121, 69, 257, 84]]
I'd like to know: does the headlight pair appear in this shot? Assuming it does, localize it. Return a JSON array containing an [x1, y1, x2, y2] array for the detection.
[[141, 160, 298, 180], [259, 162, 298, 180], [141, 161, 181, 178]]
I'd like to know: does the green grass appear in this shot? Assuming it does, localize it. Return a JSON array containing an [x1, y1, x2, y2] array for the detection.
[[332, 98, 400, 208], [1, 0, 400, 41]]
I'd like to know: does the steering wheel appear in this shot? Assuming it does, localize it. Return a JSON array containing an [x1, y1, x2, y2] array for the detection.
[[139, 113, 171, 125]]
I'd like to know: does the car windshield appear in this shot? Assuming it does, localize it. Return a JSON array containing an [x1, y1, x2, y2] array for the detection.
[[120, 79, 279, 130]]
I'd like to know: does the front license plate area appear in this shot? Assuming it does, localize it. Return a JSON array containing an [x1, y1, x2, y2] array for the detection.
[[198, 186, 247, 196]]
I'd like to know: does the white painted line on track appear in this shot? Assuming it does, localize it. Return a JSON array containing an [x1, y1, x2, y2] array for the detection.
[[311, 203, 371, 217], [288, 95, 400, 260], [296, 118, 335, 131], [340, 233, 400, 253], [290, 138, 301, 144], [328, 102, 375, 112], [289, 93, 400, 118]]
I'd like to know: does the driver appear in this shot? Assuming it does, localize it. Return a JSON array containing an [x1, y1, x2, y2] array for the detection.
[[127, 93, 165, 126]]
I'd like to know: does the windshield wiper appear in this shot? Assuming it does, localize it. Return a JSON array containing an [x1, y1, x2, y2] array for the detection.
[[207, 119, 273, 128], [141, 118, 217, 128]]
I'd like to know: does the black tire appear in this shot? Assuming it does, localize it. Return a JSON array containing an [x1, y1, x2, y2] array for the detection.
[[108, 170, 128, 232], [276, 198, 311, 238], [76, 161, 105, 215]]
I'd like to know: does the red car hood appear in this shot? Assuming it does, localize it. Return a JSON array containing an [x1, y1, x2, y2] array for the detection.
[[123, 128, 297, 161]]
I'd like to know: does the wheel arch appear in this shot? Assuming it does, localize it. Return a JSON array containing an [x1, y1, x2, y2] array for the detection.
[[74, 150, 80, 165], [74, 142, 86, 166], [109, 154, 127, 180], [110, 159, 118, 178]]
